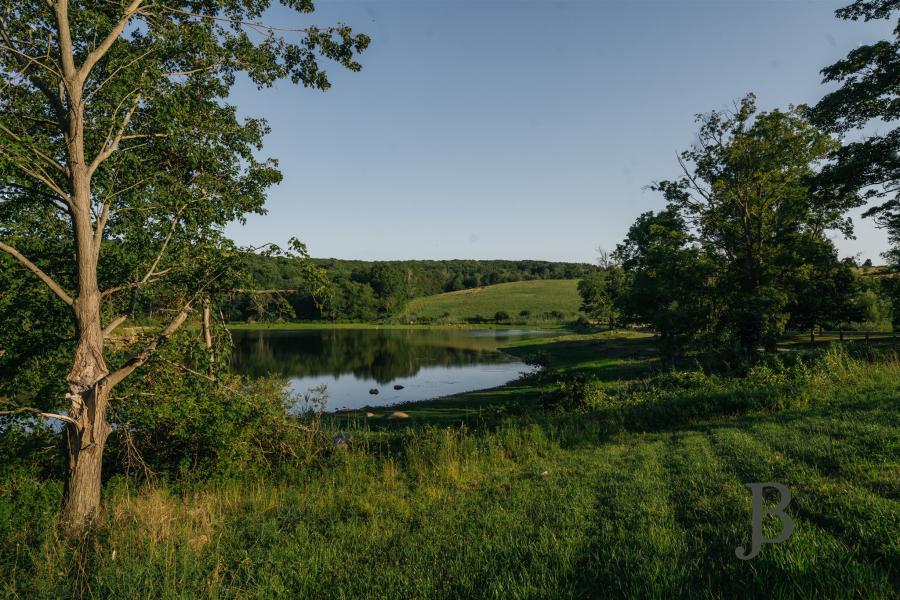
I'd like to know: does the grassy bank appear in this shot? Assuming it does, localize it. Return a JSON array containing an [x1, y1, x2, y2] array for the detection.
[[2, 334, 898, 598], [226, 321, 571, 331]]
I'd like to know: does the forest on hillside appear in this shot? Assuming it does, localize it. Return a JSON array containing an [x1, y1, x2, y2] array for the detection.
[[228, 256, 597, 322]]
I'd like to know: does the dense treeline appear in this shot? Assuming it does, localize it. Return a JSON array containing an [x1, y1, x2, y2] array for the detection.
[[229, 256, 596, 321]]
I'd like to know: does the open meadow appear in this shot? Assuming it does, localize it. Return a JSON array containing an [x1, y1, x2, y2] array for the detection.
[[2, 331, 897, 598]]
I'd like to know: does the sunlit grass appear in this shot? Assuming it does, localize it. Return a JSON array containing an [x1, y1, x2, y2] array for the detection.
[[1, 338, 898, 598]]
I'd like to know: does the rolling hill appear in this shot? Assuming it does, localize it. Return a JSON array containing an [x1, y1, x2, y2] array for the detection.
[[401, 279, 582, 322]]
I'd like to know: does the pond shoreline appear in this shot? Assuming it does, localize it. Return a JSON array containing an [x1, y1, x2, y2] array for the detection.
[[230, 326, 559, 411], [226, 321, 574, 331]]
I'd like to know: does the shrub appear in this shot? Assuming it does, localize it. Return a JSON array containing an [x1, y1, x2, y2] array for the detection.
[[541, 372, 606, 411], [494, 311, 510, 322], [107, 334, 309, 480]]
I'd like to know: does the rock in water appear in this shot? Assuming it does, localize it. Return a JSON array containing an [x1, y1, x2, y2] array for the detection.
[[393, 384, 405, 390], [387, 411, 409, 420], [369, 388, 379, 395]]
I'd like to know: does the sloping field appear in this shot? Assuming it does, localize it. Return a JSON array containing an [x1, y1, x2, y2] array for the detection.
[[402, 279, 582, 321]]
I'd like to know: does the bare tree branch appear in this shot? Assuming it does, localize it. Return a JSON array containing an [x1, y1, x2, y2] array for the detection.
[[86, 46, 153, 100], [0, 121, 68, 175], [2, 182, 71, 214], [0, 403, 79, 428], [159, 5, 314, 35], [163, 61, 224, 78], [53, 1, 78, 82], [93, 199, 111, 248], [101, 268, 170, 297], [0, 14, 66, 91], [107, 300, 194, 388], [100, 204, 185, 329], [78, 0, 145, 80], [0, 240, 74, 306], [102, 314, 128, 337], [88, 93, 140, 176], [0, 147, 72, 207]]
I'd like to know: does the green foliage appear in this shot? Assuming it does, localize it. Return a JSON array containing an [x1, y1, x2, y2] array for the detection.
[[812, 1, 900, 266], [233, 256, 597, 320], [107, 329, 307, 478], [787, 245, 860, 334], [540, 371, 606, 411], [577, 265, 626, 327], [354, 263, 409, 316], [1, 0, 371, 309], [625, 95, 864, 355], [614, 210, 714, 354], [1, 336, 897, 598]]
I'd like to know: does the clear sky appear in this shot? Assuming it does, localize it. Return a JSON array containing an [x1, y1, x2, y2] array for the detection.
[[224, 0, 897, 264]]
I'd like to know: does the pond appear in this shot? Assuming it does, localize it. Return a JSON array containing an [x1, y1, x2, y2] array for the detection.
[[230, 328, 552, 411]]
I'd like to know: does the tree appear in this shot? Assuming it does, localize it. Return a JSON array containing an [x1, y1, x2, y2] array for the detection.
[[655, 95, 863, 353], [355, 263, 408, 316], [787, 243, 859, 341], [0, 1, 368, 527], [881, 276, 900, 333], [613, 210, 714, 355], [811, 1, 900, 266], [326, 276, 379, 322], [577, 265, 625, 329]]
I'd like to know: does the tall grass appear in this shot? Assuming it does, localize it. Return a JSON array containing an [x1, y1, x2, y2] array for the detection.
[[1, 345, 897, 598]]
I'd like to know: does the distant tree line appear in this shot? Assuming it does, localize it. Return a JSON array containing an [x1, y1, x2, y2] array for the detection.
[[229, 257, 596, 322]]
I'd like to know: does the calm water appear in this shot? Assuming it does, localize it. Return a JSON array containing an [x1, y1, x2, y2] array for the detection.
[[230, 328, 552, 411]]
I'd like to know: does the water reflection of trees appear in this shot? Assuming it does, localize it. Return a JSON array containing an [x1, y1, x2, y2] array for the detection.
[[231, 329, 515, 384]]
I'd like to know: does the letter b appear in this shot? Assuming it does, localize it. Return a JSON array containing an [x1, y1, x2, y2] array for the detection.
[[736, 482, 794, 560]]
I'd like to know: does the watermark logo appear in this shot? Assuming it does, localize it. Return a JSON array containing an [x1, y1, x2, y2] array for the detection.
[[736, 482, 794, 560]]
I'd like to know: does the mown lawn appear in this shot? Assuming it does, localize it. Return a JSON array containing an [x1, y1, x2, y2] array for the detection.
[[1, 333, 898, 599]]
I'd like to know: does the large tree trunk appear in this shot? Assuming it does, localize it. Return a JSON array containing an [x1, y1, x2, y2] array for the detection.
[[61, 379, 111, 526], [61, 303, 112, 526], [61, 150, 111, 526]]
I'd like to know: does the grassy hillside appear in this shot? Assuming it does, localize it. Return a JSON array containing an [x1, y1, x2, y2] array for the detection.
[[402, 279, 582, 322]]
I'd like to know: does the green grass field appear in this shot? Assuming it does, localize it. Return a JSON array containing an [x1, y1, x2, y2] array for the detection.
[[401, 279, 583, 323], [2, 333, 898, 598]]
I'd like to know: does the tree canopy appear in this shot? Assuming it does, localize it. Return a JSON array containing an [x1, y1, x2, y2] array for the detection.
[[0, 0, 368, 526], [812, 0, 900, 265], [618, 96, 865, 355]]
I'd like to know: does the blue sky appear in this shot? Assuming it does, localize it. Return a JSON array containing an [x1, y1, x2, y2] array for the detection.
[[225, 1, 896, 264]]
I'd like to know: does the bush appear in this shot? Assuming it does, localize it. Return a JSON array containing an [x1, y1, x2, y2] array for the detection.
[[107, 334, 309, 480], [541, 372, 606, 411], [494, 311, 510, 322]]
